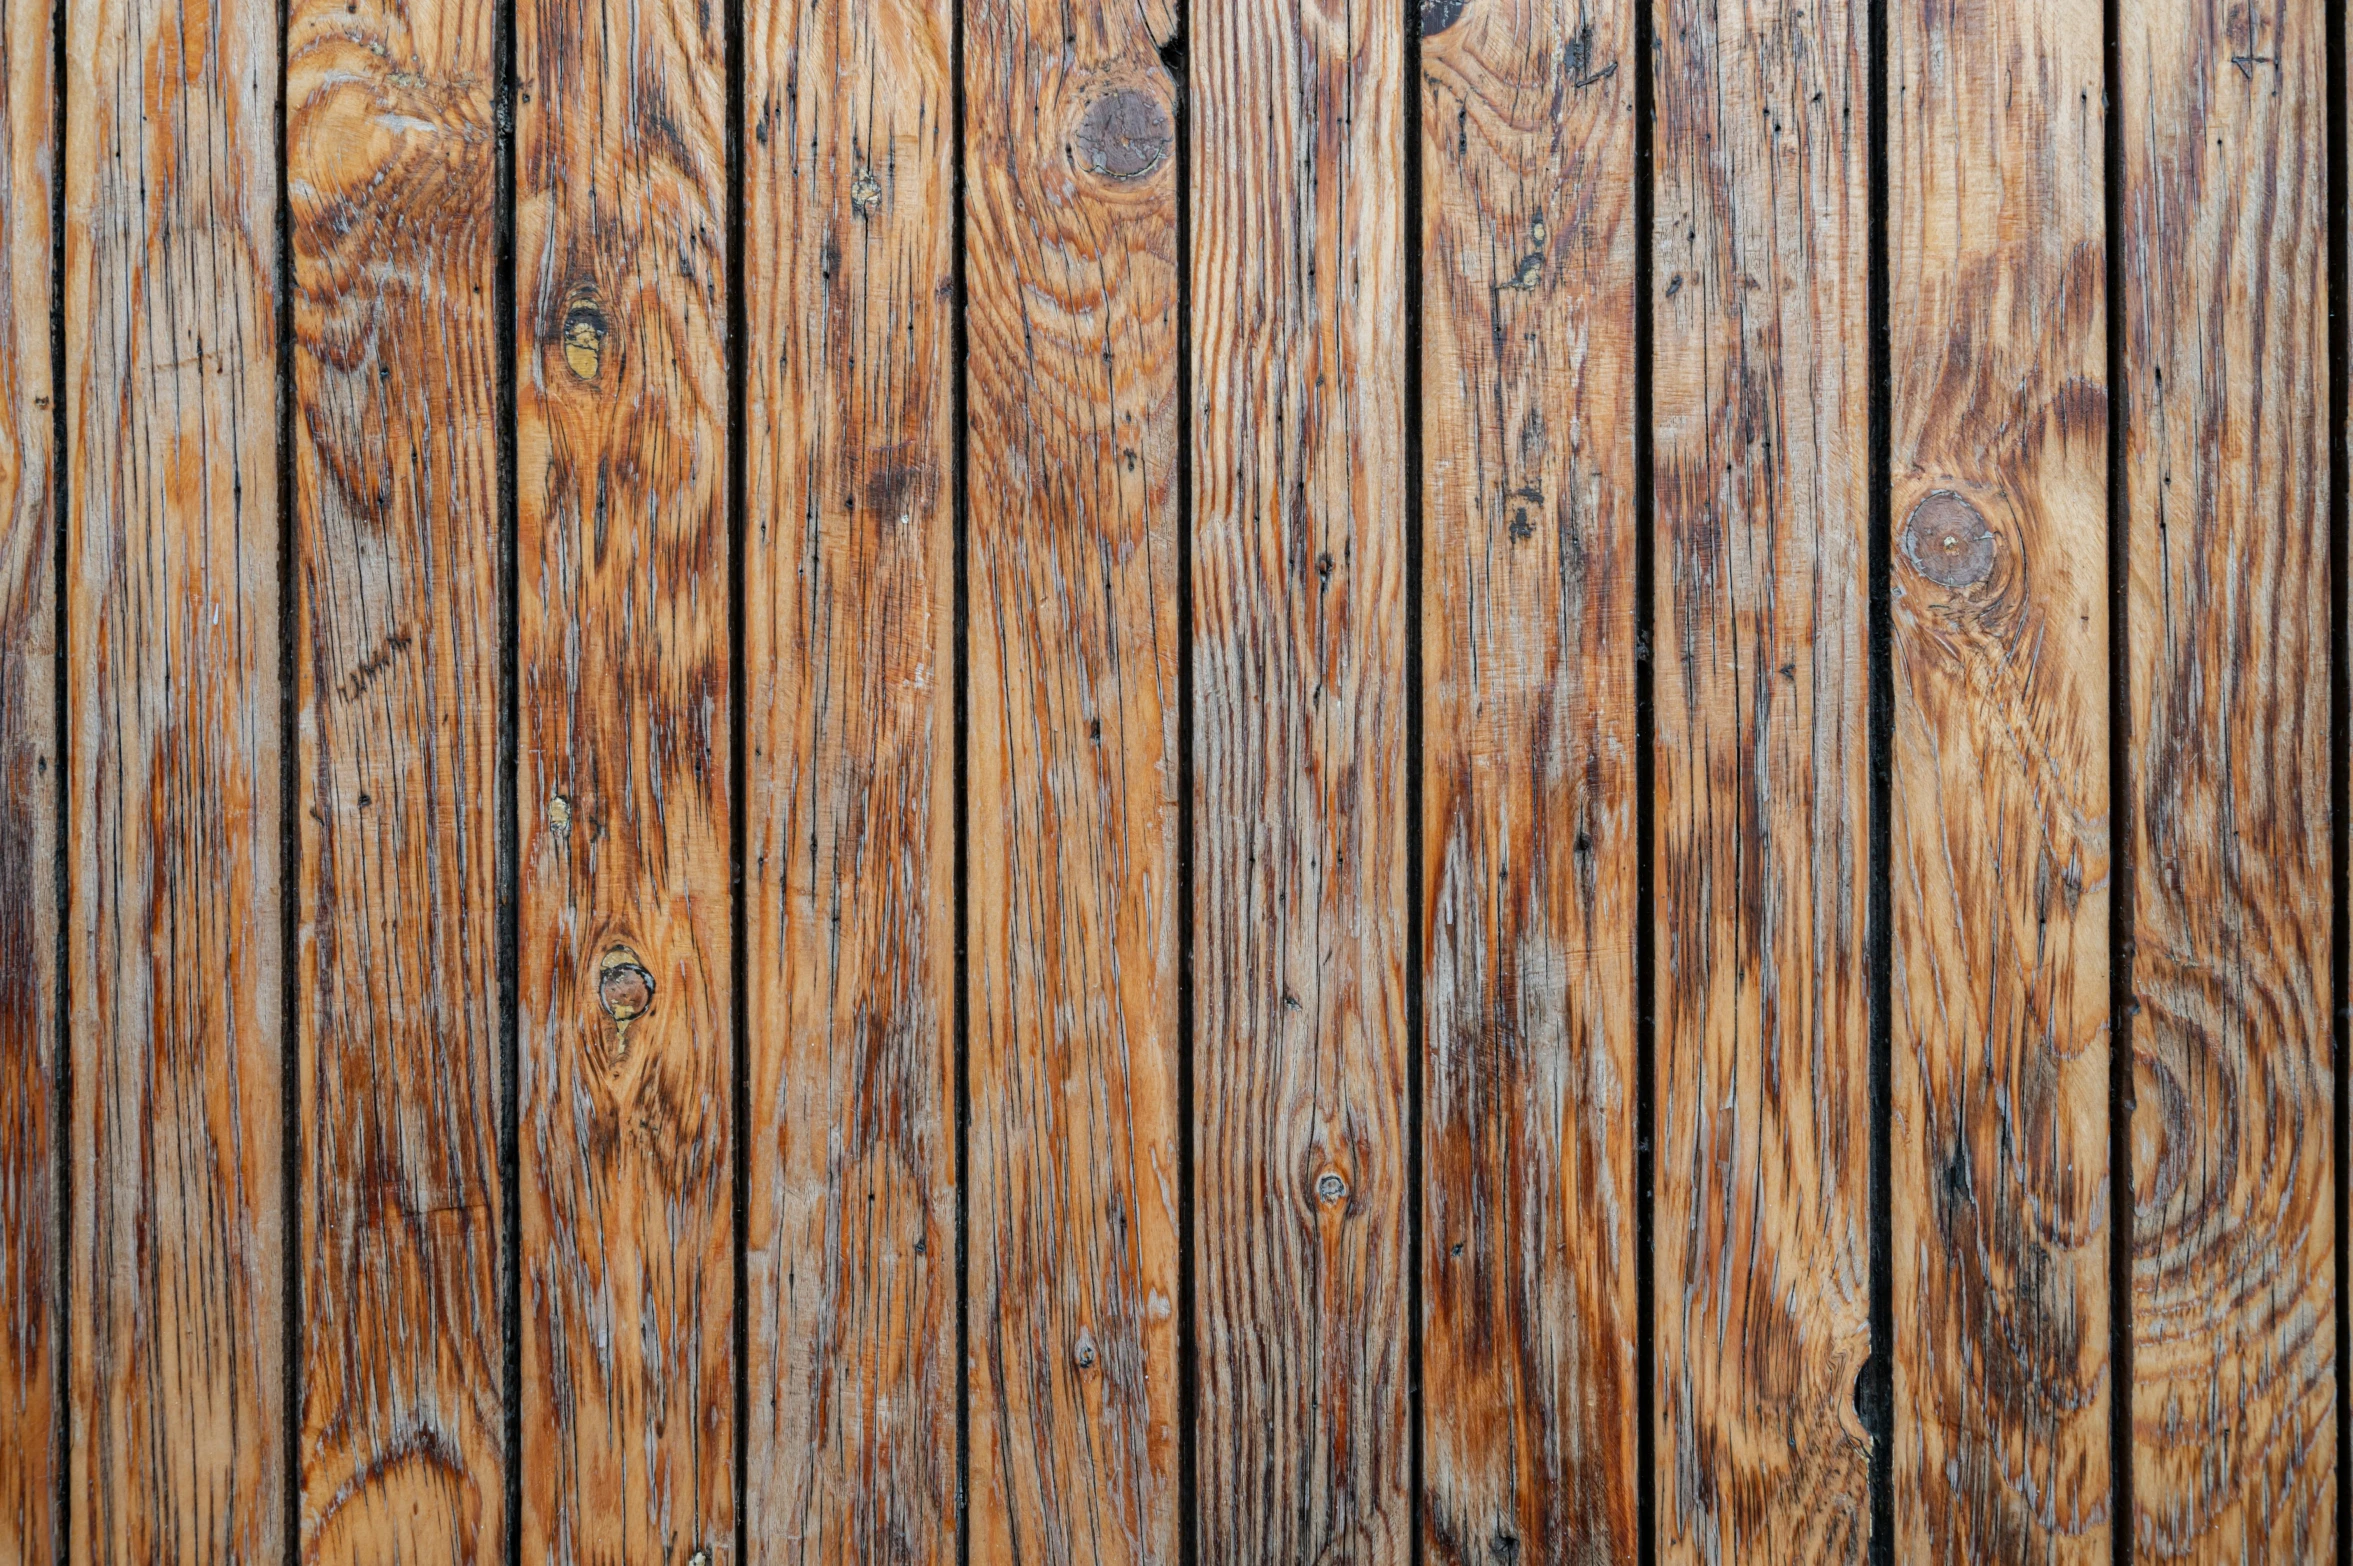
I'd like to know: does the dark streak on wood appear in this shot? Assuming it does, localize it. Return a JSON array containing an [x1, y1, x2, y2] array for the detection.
[[1652, 0, 1873, 1557], [288, 0, 506, 1547]]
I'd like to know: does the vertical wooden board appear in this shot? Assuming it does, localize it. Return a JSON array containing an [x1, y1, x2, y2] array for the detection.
[[65, 0, 286, 1542], [1650, 0, 1873, 1559], [1416, 0, 1639, 1557], [2122, 2, 2336, 1557], [513, 0, 732, 1548], [962, 0, 1182, 1554], [741, 0, 958, 1550], [288, 0, 505, 1545], [0, 0, 53, 1547], [1190, 0, 1407, 1555], [1887, 0, 2112, 1557]]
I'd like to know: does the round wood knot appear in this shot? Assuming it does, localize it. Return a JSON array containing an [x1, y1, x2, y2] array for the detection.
[[1075, 90, 1171, 181], [1072, 1328, 1097, 1369], [1315, 1170, 1350, 1207], [1901, 490, 1997, 589], [597, 946, 655, 1022], [561, 296, 607, 381]]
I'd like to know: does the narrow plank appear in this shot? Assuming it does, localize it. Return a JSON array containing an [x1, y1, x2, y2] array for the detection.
[[741, 0, 958, 1548], [1416, 0, 1640, 1556], [2122, 2, 2336, 1556], [961, 0, 1182, 1552], [1190, 0, 1409, 1551], [0, 0, 54, 1546], [288, 0, 505, 1544], [513, 0, 733, 1545], [65, 0, 287, 1542], [1650, 0, 1873, 1557], [1887, 0, 2113, 1556]]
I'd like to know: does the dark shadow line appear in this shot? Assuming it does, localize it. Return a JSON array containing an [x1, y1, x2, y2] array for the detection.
[[951, 0, 973, 1550], [1865, 0, 1895, 1558], [725, 0, 751, 1543], [2102, 3, 2134, 1560], [48, 0, 71, 1536], [275, 0, 302, 1544], [2328, 0, 2350, 1556], [1631, 2, 1658, 1563], [493, 0, 521, 1544], [1401, 0, 1425, 1559]]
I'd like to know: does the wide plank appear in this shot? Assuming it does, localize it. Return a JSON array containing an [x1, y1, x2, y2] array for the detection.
[[513, 0, 734, 1546], [288, 0, 506, 1545], [1416, 0, 1640, 1556], [1650, 0, 1873, 1557], [65, 0, 287, 1544], [741, 0, 959, 1550], [2121, 1, 2336, 1556], [1190, 0, 1409, 1553], [962, 0, 1183, 1553], [1887, 0, 2113, 1556], [0, 0, 53, 1547]]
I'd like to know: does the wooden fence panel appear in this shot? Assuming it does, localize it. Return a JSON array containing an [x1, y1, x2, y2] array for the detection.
[[65, 0, 288, 1546], [1888, 0, 2114, 1557], [741, 0, 960, 1554], [1651, 0, 1874, 1558], [0, 0, 52, 1549], [1416, 0, 1640, 1557], [2122, 1, 2337, 1557], [513, 0, 734, 1546], [961, 0, 1183, 1553], [1190, 0, 1409, 1556], [287, 0, 506, 1549]]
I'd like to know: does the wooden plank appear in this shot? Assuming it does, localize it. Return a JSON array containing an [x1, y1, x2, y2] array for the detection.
[[1651, 0, 1873, 1557], [512, 0, 733, 1547], [1887, 0, 2113, 1556], [1190, 0, 1408, 1553], [740, 0, 958, 1550], [1415, 0, 1639, 1556], [65, 0, 287, 1542], [0, 0, 54, 1547], [961, 0, 1182, 1553], [287, 0, 505, 1546], [2121, 1, 2336, 1556]]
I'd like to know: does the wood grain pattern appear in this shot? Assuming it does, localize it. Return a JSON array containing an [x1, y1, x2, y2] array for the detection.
[[1190, 0, 1408, 1553], [1415, 0, 1639, 1558], [2121, 2, 2336, 1556], [741, 0, 958, 1550], [513, 0, 732, 1545], [288, 0, 505, 1544], [1650, 0, 1872, 1558], [1888, 0, 2112, 1556], [65, 0, 287, 1543], [0, 0, 54, 1547], [962, 0, 1182, 1554]]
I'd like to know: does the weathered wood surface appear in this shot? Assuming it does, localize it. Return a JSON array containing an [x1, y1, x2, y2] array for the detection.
[[2121, 2, 2336, 1558], [1887, 0, 2113, 1557], [741, 0, 959, 1548], [65, 0, 287, 1545], [1652, 0, 1873, 1558], [1416, 0, 1639, 1557], [287, 0, 506, 1547], [0, 0, 53, 1549], [513, 0, 734, 1544], [1190, 0, 1409, 1554], [962, 0, 1183, 1553]]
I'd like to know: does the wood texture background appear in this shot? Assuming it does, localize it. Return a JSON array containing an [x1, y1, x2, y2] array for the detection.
[[1888, 0, 2114, 1558], [1651, 0, 1873, 1559], [961, 0, 1184, 1554], [512, 0, 734, 1544], [288, 0, 506, 1545], [0, 0, 51, 1547], [2123, 1, 2337, 1558], [66, 0, 288, 1548], [3, 0, 2345, 1561], [741, 0, 959, 1550], [1417, 0, 1640, 1558]]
